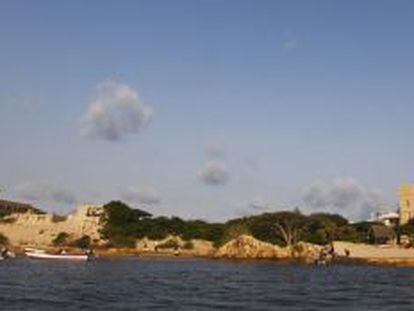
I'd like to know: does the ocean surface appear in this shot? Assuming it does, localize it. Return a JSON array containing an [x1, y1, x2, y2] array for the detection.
[[1, 257, 414, 310]]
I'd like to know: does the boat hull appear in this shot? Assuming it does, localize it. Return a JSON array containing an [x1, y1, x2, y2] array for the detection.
[[25, 252, 89, 261]]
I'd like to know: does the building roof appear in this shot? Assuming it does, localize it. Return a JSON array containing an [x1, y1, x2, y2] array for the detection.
[[377, 212, 399, 221]]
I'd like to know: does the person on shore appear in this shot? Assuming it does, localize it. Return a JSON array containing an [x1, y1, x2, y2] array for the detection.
[[85, 248, 95, 260], [344, 249, 350, 257], [174, 245, 180, 257]]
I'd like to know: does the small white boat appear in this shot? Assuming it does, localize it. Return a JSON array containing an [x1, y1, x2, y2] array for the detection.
[[25, 250, 89, 261], [24, 248, 46, 254]]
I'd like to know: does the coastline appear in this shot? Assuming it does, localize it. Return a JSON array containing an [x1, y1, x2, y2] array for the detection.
[[10, 243, 414, 267], [98, 251, 414, 267]]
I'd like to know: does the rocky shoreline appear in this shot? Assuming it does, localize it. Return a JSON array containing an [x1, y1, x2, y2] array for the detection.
[[95, 237, 414, 267], [6, 234, 414, 267]]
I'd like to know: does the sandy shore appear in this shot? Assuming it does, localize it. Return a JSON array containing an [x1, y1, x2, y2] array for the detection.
[[334, 241, 414, 267]]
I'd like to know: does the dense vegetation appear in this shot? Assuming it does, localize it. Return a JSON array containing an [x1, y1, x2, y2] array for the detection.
[[100, 201, 379, 247], [100, 201, 225, 247]]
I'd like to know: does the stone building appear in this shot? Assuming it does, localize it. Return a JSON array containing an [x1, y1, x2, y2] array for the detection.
[[400, 184, 414, 225], [375, 211, 400, 227], [0, 203, 104, 247]]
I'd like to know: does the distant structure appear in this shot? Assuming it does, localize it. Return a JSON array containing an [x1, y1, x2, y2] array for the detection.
[[369, 225, 396, 245], [399, 184, 414, 225], [0, 203, 105, 246], [374, 211, 399, 227]]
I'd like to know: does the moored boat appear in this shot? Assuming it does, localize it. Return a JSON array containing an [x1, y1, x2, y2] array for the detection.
[[24, 248, 46, 254], [25, 249, 91, 261]]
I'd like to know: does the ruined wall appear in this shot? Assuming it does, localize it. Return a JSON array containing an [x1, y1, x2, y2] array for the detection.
[[0, 204, 104, 247]]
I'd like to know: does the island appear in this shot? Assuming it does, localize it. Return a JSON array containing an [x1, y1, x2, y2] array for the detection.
[[2, 193, 414, 266]]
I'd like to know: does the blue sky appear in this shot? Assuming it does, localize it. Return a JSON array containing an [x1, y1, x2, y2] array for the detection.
[[1, 1, 413, 220]]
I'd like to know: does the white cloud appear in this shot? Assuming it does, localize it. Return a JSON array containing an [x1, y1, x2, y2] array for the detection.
[[121, 186, 161, 205], [14, 182, 77, 205], [302, 178, 385, 221], [81, 81, 153, 141], [199, 160, 229, 186]]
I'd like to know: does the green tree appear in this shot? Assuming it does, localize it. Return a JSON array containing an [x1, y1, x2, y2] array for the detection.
[[273, 211, 308, 247], [248, 211, 307, 246], [302, 213, 348, 244], [221, 221, 250, 244], [102, 201, 152, 227], [100, 200, 152, 242]]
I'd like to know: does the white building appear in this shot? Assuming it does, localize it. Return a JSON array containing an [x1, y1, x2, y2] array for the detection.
[[372, 211, 400, 227]]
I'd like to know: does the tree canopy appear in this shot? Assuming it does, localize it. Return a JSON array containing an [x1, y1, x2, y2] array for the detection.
[[99, 200, 377, 248]]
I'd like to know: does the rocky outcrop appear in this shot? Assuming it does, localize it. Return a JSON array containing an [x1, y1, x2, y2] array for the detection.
[[291, 242, 323, 263], [191, 239, 216, 256], [135, 235, 322, 261], [214, 235, 290, 259]]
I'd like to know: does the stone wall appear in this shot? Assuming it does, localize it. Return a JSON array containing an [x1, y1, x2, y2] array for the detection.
[[0, 204, 104, 247]]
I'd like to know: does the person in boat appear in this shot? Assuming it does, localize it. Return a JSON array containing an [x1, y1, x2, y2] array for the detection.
[[85, 247, 95, 259]]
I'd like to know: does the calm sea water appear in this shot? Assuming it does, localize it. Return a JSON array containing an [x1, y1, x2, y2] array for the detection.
[[1, 257, 414, 310]]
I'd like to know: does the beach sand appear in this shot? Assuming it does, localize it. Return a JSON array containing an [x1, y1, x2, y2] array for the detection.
[[334, 241, 414, 266]]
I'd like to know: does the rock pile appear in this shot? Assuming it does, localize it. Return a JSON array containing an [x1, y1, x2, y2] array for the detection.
[[215, 235, 290, 259]]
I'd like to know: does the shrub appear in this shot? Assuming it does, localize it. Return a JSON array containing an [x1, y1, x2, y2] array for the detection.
[[182, 241, 194, 250], [157, 238, 179, 249], [222, 222, 250, 242], [52, 232, 69, 246], [74, 235, 91, 249], [107, 235, 137, 248]]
